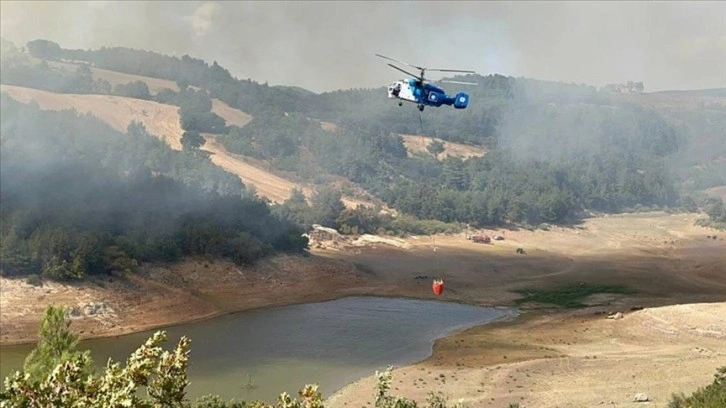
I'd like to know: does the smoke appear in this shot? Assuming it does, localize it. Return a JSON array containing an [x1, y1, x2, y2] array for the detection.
[[1, 1, 725, 92]]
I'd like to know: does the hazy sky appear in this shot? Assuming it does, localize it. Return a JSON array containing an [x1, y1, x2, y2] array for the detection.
[[1, 1, 725, 93]]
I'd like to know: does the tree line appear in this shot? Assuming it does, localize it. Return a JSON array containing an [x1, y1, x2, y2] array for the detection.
[[5, 38, 726, 230], [0, 96, 308, 281]]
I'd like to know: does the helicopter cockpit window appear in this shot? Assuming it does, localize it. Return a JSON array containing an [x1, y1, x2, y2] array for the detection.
[[392, 83, 401, 96]]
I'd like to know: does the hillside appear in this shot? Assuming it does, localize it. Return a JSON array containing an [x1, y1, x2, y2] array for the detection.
[[1, 84, 186, 150], [1, 37, 725, 408], [3, 38, 726, 230], [706, 186, 726, 201], [0, 93, 312, 284], [0, 84, 377, 208], [36, 56, 255, 128], [399, 134, 486, 160]]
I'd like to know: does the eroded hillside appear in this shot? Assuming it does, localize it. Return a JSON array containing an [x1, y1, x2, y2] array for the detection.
[[0, 83, 376, 208]]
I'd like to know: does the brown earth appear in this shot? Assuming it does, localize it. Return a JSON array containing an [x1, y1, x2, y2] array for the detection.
[[36, 57, 243, 125], [0, 85, 379, 209], [320, 212, 726, 407], [200, 134, 314, 204], [0, 254, 369, 346], [328, 303, 726, 408], [2, 211, 724, 406], [399, 134, 487, 160], [39, 57, 182, 94], [201, 134, 382, 209], [1, 84, 185, 150]]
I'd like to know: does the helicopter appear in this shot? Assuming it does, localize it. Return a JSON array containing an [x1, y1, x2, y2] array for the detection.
[[376, 54, 478, 112]]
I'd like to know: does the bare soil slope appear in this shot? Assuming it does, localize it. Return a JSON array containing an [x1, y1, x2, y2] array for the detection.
[[0, 85, 374, 208], [320, 212, 726, 407], [399, 134, 486, 160], [201, 135, 314, 204], [40, 57, 251, 128], [328, 302, 726, 408], [0, 254, 365, 345], [1, 84, 185, 150]]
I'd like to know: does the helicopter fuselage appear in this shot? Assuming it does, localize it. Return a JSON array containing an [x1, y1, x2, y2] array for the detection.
[[387, 78, 469, 111]]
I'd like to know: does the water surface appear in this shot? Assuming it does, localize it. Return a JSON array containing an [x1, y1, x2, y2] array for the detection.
[[0, 296, 516, 402]]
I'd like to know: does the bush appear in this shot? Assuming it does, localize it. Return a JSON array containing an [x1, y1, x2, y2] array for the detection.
[[667, 366, 726, 408]]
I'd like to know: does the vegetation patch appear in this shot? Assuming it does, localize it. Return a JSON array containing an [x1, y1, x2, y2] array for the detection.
[[512, 284, 636, 308], [668, 366, 726, 408]]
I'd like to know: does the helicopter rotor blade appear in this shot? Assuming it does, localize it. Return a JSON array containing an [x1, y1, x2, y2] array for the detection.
[[439, 80, 478, 86], [386, 63, 422, 82], [375, 53, 425, 70], [427, 68, 477, 74]]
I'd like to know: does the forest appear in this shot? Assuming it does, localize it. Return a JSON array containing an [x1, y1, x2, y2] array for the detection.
[[0, 95, 308, 280], [2, 38, 725, 280]]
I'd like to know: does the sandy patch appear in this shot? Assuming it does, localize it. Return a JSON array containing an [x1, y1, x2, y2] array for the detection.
[[399, 134, 486, 160], [0, 254, 366, 346], [201, 134, 383, 210], [1, 84, 185, 150], [1, 85, 375, 209], [327, 303, 726, 408]]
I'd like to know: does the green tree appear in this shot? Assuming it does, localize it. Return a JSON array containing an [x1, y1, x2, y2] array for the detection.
[[22, 305, 94, 384], [113, 80, 151, 99], [310, 187, 346, 228], [26, 39, 62, 60], [181, 130, 206, 151], [427, 140, 445, 157]]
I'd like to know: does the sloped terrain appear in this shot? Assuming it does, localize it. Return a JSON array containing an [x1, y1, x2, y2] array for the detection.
[[0, 84, 185, 150], [38, 57, 250, 127], [399, 134, 486, 160], [0, 84, 376, 208], [201, 134, 314, 204], [328, 302, 726, 408], [323, 212, 726, 407], [41, 57, 181, 94], [705, 185, 726, 201]]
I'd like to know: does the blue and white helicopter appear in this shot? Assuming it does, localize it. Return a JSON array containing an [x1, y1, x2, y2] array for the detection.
[[376, 54, 478, 112]]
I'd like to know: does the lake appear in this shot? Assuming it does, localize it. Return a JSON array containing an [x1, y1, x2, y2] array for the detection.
[[0, 296, 516, 402]]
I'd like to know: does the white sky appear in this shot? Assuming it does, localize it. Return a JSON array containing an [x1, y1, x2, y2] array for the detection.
[[2, 1, 725, 93]]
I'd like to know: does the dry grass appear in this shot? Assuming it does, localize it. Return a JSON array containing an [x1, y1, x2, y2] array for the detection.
[[201, 134, 314, 204], [1, 84, 378, 208], [399, 134, 486, 160], [39, 57, 251, 130], [1, 84, 185, 150]]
